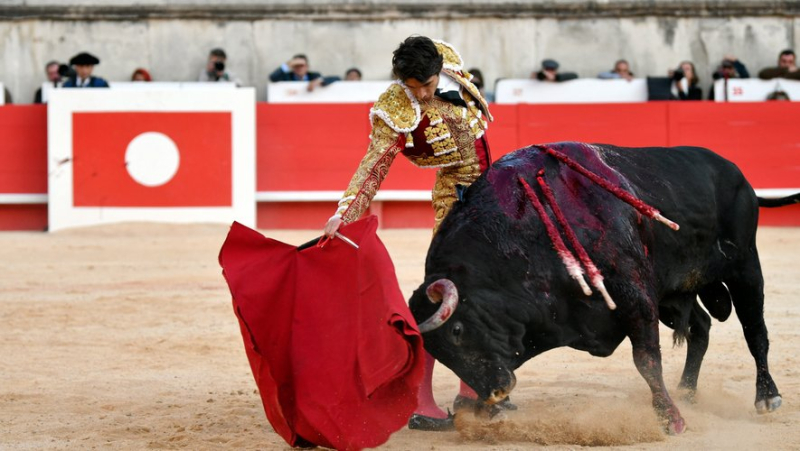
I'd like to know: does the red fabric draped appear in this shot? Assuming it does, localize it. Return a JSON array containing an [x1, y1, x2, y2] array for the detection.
[[219, 216, 424, 450]]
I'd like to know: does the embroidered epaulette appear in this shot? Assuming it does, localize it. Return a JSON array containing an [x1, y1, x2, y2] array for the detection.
[[369, 82, 421, 134], [432, 40, 463, 72]]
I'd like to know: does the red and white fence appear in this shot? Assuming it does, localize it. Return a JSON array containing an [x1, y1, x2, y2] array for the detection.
[[1, 99, 799, 231]]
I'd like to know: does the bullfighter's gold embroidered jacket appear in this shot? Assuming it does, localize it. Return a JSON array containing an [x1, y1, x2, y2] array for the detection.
[[333, 40, 493, 232]]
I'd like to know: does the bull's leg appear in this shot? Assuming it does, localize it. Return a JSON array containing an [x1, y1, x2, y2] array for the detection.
[[726, 268, 782, 413], [629, 315, 686, 434], [677, 300, 711, 401]]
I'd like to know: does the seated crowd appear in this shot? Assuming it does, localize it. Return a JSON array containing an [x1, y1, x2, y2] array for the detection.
[[4, 46, 798, 104]]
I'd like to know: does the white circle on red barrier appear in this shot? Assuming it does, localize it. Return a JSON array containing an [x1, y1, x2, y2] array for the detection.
[[124, 132, 180, 187]]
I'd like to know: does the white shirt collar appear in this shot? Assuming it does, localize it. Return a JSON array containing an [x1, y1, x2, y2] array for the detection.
[[437, 72, 461, 95]]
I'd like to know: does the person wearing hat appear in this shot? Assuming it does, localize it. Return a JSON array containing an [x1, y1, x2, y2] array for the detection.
[[709, 55, 750, 100], [533, 58, 578, 82], [62, 52, 109, 88]]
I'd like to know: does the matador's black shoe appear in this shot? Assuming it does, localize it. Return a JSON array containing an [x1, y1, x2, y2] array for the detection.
[[407, 411, 455, 431]]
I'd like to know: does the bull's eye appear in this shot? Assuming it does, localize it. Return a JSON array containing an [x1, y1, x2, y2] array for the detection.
[[451, 321, 463, 345]]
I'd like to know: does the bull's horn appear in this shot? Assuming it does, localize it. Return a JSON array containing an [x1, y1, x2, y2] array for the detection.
[[417, 279, 459, 333]]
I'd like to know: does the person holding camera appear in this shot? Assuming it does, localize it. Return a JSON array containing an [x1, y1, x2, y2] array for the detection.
[[199, 48, 241, 86], [62, 52, 109, 89], [669, 61, 702, 100], [708, 56, 749, 100]]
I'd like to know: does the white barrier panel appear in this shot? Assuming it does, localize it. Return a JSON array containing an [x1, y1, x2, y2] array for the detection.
[[713, 78, 800, 102], [40, 81, 236, 103], [0, 82, 4, 105], [267, 80, 393, 103], [495, 78, 648, 104], [47, 88, 256, 232]]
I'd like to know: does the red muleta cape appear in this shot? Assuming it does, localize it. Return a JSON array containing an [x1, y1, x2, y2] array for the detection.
[[218, 216, 424, 450]]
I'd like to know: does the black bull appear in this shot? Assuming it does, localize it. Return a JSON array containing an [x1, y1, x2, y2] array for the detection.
[[409, 142, 794, 434]]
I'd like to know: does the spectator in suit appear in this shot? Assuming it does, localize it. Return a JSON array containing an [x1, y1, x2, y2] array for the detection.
[[669, 61, 702, 100], [269, 54, 330, 91], [198, 48, 241, 85], [758, 49, 800, 80], [532, 59, 578, 82], [131, 68, 152, 82], [34, 60, 62, 103], [598, 59, 634, 81], [62, 52, 109, 88], [708, 56, 750, 100]]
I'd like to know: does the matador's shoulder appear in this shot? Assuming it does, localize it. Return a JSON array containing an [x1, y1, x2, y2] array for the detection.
[[369, 81, 421, 134], [432, 39, 464, 72]]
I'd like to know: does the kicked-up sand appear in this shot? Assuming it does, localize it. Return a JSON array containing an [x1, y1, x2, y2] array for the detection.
[[1, 223, 799, 450]]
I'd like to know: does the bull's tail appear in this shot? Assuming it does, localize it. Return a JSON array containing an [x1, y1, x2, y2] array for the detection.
[[758, 193, 800, 208]]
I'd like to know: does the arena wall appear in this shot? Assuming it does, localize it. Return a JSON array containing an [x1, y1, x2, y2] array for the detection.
[[2, 101, 798, 231], [1, 1, 799, 104]]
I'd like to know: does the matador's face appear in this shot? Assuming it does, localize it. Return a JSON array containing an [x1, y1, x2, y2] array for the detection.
[[405, 74, 439, 103]]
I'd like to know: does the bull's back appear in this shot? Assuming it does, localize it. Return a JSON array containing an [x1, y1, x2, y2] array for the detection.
[[597, 144, 759, 291]]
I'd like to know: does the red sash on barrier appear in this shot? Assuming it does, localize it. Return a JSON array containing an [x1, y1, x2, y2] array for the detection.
[[219, 216, 423, 450]]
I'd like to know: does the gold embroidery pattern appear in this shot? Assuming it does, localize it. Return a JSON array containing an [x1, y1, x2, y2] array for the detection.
[[423, 110, 457, 156], [433, 40, 463, 71], [369, 83, 419, 133], [339, 119, 403, 223]]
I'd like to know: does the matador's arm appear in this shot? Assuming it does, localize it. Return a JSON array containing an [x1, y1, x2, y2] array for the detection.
[[333, 117, 406, 224]]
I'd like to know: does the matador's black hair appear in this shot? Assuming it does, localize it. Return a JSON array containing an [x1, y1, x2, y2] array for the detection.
[[392, 36, 443, 82]]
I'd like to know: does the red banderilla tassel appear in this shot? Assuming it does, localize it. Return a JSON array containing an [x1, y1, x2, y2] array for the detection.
[[536, 170, 616, 310], [518, 176, 593, 298]]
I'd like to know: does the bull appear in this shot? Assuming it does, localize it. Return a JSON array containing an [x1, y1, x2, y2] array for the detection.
[[409, 142, 794, 433]]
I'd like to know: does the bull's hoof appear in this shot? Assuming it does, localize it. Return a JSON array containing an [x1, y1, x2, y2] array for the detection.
[[407, 412, 455, 431], [667, 417, 686, 435], [755, 395, 782, 414]]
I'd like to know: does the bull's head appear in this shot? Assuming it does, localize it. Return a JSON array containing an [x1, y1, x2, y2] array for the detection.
[[411, 276, 518, 405]]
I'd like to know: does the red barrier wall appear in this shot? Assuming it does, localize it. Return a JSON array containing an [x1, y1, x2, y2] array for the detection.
[[0, 105, 48, 230], [2, 102, 798, 231]]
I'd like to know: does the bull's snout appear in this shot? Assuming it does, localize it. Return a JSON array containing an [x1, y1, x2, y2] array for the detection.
[[486, 369, 517, 405]]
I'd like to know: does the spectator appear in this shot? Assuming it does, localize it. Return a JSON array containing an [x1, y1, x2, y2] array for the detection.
[[34, 60, 62, 103], [669, 61, 702, 100], [708, 56, 749, 100], [532, 59, 578, 82], [269, 54, 329, 91], [131, 68, 152, 82], [467, 67, 493, 101], [62, 52, 109, 88], [598, 59, 634, 81], [758, 49, 800, 80], [3, 86, 12, 104], [766, 90, 791, 101], [198, 48, 241, 85], [344, 67, 362, 81]]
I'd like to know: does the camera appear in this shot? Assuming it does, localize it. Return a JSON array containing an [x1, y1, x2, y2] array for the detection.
[[58, 63, 76, 78], [671, 69, 684, 82], [214, 61, 225, 72]]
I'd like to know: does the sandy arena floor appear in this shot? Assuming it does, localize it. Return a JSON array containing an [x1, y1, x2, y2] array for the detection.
[[1, 223, 798, 450]]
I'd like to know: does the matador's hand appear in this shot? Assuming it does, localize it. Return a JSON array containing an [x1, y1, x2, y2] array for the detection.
[[323, 216, 343, 239]]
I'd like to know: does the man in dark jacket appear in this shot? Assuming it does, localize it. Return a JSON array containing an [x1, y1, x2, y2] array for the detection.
[[758, 49, 800, 80], [708, 56, 750, 100], [532, 59, 578, 82], [62, 52, 109, 88], [269, 54, 333, 91]]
